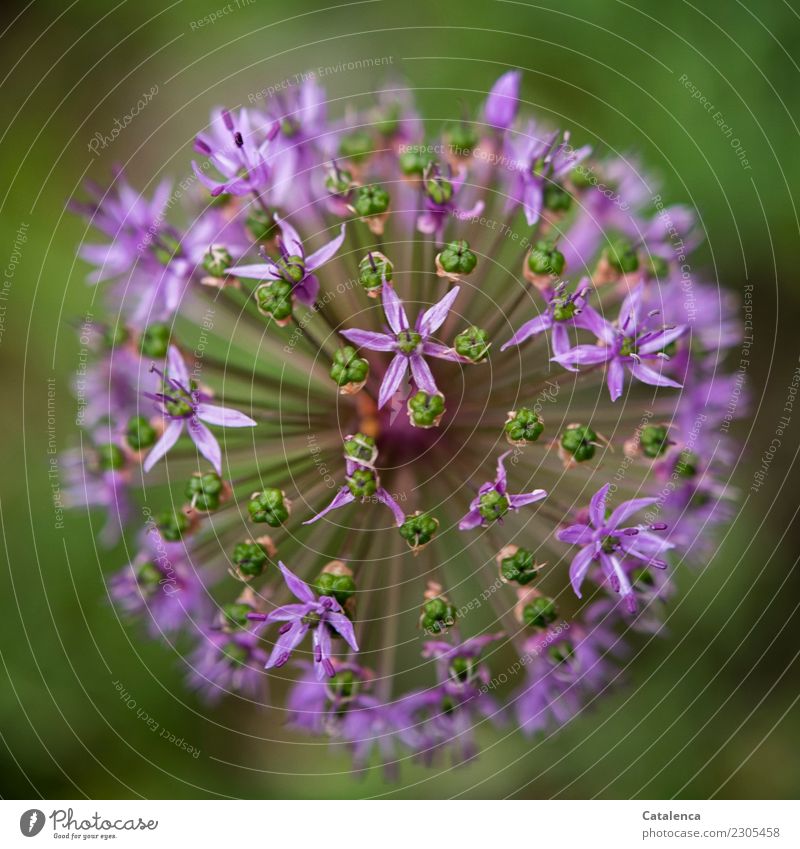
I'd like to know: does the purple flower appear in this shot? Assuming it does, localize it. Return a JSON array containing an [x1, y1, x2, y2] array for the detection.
[[557, 483, 673, 612], [482, 70, 522, 131], [506, 122, 591, 225], [552, 284, 687, 401], [501, 279, 597, 358], [143, 346, 256, 474], [459, 451, 547, 530], [417, 165, 484, 243], [109, 533, 209, 636], [192, 107, 278, 196], [249, 561, 359, 679], [230, 216, 345, 307], [341, 282, 466, 409], [422, 632, 504, 696], [304, 457, 406, 527], [188, 630, 269, 704]]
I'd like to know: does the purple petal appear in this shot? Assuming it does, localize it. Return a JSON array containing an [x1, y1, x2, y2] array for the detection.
[[381, 282, 409, 334], [508, 489, 547, 509], [340, 328, 396, 352], [419, 285, 460, 335], [265, 603, 313, 622], [196, 403, 256, 427], [629, 361, 682, 389], [303, 487, 356, 525], [376, 487, 406, 526], [589, 483, 611, 528], [550, 322, 571, 358], [312, 625, 333, 679], [557, 523, 594, 545], [607, 357, 625, 401], [576, 305, 617, 344], [188, 418, 222, 473], [422, 340, 467, 362], [294, 273, 319, 306], [599, 551, 633, 601], [265, 620, 308, 669], [274, 215, 304, 257], [619, 285, 644, 333], [637, 325, 687, 356], [482, 70, 521, 130], [522, 181, 543, 226], [277, 561, 317, 603], [553, 343, 612, 368], [142, 418, 183, 472], [326, 610, 359, 651], [378, 353, 409, 409], [167, 345, 190, 388], [409, 354, 438, 394], [305, 224, 346, 271], [607, 496, 658, 530], [501, 314, 550, 350], [228, 262, 280, 281], [458, 508, 484, 531], [495, 451, 511, 494], [569, 546, 597, 597]]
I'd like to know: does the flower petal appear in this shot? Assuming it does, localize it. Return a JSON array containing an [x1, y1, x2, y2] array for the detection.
[[552, 343, 612, 368], [569, 545, 597, 597], [305, 224, 346, 271], [508, 489, 547, 509], [495, 451, 512, 494], [274, 215, 304, 257], [607, 496, 658, 530], [482, 69, 521, 130], [557, 523, 594, 545], [419, 285, 460, 335], [277, 561, 317, 603], [378, 354, 409, 409], [188, 418, 222, 473], [293, 273, 319, 306], [409, 353, 438, 394], [607, 357, 625, 401], [227, 262, 280, 281], [303, 487, 356, 525], [167, 345, 190, 388], [265, 620, 308, 669], [458, 508, 484, 531], [629, 360, 682, 389], [340, 329, 396, 352], [196, 403, 256, 428], [501, 314, 550, 350], [589, 484, 611, 528], [382, 282, 409, 334], [326, 610, 359, 652], [637, 325, 687, 356], [142, 418, 184, 473], [376, 487, 406, 526]]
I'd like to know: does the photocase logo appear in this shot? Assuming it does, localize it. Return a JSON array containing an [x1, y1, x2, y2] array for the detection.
[[19, 809, 45, 837]]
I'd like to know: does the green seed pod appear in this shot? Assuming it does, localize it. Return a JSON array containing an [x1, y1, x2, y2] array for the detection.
[[330, 347, 369, 390], [346, 467, 378, 499], [125, 416, 157, 451], [522, 596, 558, 629], [353, 185, 390, 218], [640, 424, 670, 458], [185, 471, 224, 512], [255, 280, 294, 322], [444, 123, 479, 156], [505, 407, 544, 445], [156, 510, 190, 542], [561, 424, 598, 462], [202, 245, 233, 278], [543, 183, 572, 213], [675, 450, 699, 479], [604, 237, 639, 274], [313, 571, 357, 606], [246, 208, 279, 242], [478, 490, 509, 523], [497, 544, 539, 585], [222, 602, 253, 630], [420, 596, 457, 634], [408, 390, 446, 428], [358, 252, 393, 293], [343, 432, 377, 467], [248, 489, 290, 526], [139, 323, 171, 358], [425, 175, 453, 205], [548, 640, 575, 665], [399, 512, 439, 551], [96, 442, 125, 472], [438, 240, 477, 275], [527, 241, 565, 277], [231, 540, 271, 579], [398, 149, 435, 176], [453, 326, 490, 362]]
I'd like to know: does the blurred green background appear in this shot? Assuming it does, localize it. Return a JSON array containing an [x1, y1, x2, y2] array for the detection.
[[1, 0, 798, 799]]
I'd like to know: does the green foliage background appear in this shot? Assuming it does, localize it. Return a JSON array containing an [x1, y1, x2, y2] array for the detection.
[[1, 0, 798, 798]]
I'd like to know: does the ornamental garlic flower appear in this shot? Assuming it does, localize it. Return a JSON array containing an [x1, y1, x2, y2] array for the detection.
[[67, 70, 746, 776]]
